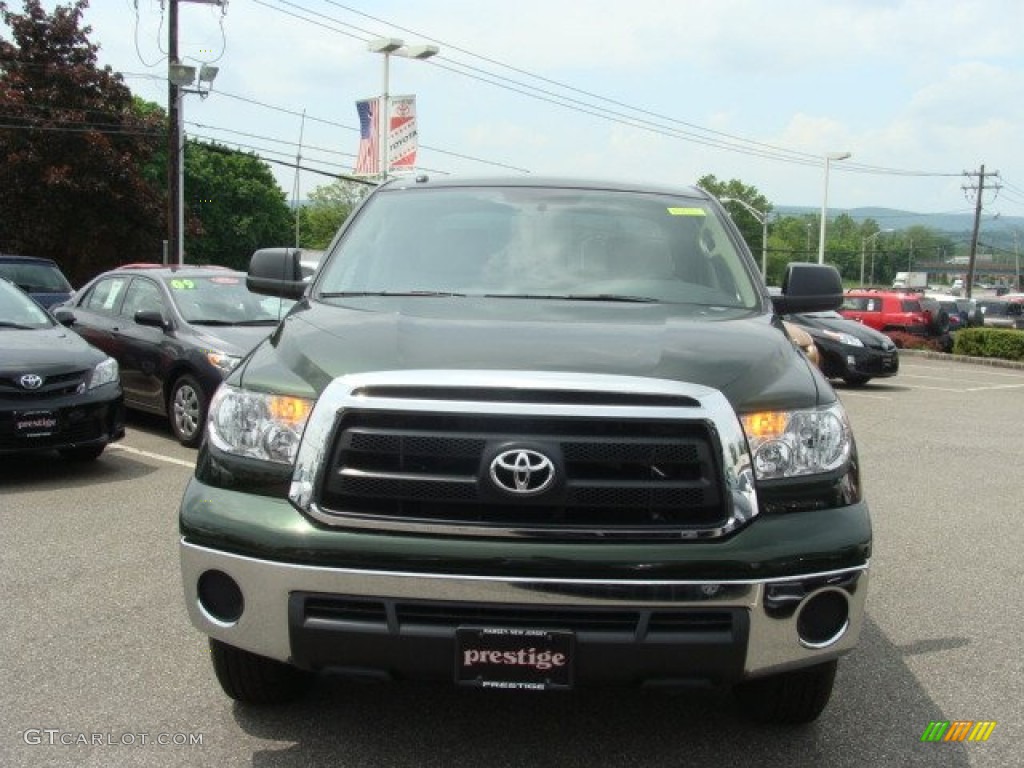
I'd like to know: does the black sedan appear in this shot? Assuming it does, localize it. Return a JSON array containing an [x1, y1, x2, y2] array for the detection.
[[785, 310, 899, 386], [1, 277, 124, 460], [55, 265, 288, 446]]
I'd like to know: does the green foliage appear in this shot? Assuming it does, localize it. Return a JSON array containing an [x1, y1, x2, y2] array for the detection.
[[0, 0, 165, 284], [183, 140, 293, 269], [952, 328, 1024, 361], [297, 178, 369, 249]]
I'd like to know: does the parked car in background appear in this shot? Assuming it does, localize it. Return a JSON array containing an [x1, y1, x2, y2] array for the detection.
[[925, 292, 980, 331], [975, 299, 1024, 330], [1, 277, 124, 460], [0, 254, 75, 309], [785, 310, 899, 386], [54, 264, 288, 446], [840, 289, 947, 337]]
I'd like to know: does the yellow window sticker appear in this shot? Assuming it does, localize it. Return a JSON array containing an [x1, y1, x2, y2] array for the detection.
[[667, 207, 707, 216], [170, 279, 195, 290]]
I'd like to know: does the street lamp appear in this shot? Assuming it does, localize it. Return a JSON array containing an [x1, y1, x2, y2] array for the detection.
[[860, 229, 893, 287], [817, 151, 852, 264], [167, 61, 218, 265], [368, 37, 439, 181], [721, 197, 769, 277]]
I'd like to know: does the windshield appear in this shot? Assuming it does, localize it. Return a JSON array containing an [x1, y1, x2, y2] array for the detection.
[[316, 186, 760, 308], [165, 274, 288, 324], [0, 261, 72, 293], [0, 278, 54, 328]]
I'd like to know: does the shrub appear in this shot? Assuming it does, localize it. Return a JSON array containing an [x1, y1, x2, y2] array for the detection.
[[886, 331, 951, 353], [953, 328, 1024, 361]]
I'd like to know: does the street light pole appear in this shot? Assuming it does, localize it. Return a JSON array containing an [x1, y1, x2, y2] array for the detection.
[[368, 38, 439, 182], [818, 151, 852, 264], [721, 197, 769, 277]]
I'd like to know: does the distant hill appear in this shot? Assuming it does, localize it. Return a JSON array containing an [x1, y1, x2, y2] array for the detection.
[[776, 206, 1024, 238]]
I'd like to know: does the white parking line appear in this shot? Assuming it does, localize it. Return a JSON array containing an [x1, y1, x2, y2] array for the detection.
[[108, 443, 196, 469]]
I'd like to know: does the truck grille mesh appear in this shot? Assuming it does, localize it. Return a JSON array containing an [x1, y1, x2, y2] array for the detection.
[[317, 409, 727, 533]]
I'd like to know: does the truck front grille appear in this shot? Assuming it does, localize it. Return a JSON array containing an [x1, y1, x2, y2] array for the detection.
[[293, 372, 757, 541], [318, 411, 725, 534]]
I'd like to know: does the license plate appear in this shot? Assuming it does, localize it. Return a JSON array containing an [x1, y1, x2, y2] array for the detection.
[[14, 410, 59, 437], [455, 627, 574, 690]]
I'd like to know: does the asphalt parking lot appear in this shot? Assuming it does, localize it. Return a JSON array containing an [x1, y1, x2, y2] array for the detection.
[[1, 355, 1021, 768]]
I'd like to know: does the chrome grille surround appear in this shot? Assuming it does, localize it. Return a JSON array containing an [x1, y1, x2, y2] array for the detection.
[[290, 370, 757, 540]]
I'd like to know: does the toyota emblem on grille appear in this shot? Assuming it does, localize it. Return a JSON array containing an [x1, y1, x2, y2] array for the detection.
[[489, 449, 556, 495], [19, 374, 44, 390]]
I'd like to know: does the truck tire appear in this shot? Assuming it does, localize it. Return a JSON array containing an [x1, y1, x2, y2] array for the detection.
[[733, 660, 837, 724], [209, 638, 312, 705]]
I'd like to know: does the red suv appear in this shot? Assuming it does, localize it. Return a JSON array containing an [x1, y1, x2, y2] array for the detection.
[[840, 290, 947, 336]]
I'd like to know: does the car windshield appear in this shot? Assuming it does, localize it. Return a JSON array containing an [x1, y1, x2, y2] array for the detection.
[[0, 261, 72, 293], [979, 302, 1007, 316], [0, 278, 54, 328], [165, 274, 288, 324], [316, 186, 760, 308]]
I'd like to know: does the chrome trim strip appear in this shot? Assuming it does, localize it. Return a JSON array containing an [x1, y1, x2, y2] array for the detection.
[[181, 539, 867, 677], [288, 370, 757, 539]]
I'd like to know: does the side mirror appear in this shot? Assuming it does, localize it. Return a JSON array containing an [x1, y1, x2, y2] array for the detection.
[[53, 308, 76, 327], [135, 309, 170, 331], [771, 263, 843, 314], [247, 247, 306, 300]]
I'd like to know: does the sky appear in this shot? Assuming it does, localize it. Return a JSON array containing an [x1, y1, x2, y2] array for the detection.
[[34, 0, 1024, 216]]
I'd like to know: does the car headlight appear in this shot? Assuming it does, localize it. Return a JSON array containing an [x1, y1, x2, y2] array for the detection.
[[740, 402, 853, 480], [205, 351, 242, 374], [86, 356, 119, 390], [207, 384, 313, 464], [822, 330, 864, 347]]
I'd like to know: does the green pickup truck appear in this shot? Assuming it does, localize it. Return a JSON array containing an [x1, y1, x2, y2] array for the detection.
[[178, 176, 871, 724]]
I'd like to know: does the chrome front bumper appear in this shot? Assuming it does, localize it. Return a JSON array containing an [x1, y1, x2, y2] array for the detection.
[[181, 540, 868, 681]]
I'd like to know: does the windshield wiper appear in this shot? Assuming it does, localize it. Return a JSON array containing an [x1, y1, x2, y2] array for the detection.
[[484, 293, 658, 303], [0, 321, 37, 329], [228, 318, 280, 326], [320, 290, 466, 298]]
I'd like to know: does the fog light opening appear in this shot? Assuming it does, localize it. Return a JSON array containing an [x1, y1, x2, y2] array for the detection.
[[796, 588, 849, 649], [197, 569, 244, 625]]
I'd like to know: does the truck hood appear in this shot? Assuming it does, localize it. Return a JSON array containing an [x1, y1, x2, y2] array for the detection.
[[239, 297, 829, 411]]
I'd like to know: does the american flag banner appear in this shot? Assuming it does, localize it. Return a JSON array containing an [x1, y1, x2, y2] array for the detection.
[[387, 95, 418, 172], [354, 97, 379, 176]]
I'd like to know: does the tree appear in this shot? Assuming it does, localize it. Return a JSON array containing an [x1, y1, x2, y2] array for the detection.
[[697, 174, 773, 255], [297, 178, 369, 249], [183, 140, 293, 269], [0, 0, 165, 284]]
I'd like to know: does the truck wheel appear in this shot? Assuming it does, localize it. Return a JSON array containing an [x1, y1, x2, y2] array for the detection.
[[733, 660, 837, 724], [169, 374, 206, 447], [209, 638, 312, 705]]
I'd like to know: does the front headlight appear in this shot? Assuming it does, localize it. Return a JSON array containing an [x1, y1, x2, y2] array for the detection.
[[822, 330, 864, 347], [205, 351, 242, 374], [208, 385, 314, 464], [741, 402, 853, 480], [87, 356, 119, 390]]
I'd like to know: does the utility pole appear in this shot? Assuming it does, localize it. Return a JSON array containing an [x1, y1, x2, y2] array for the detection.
[[167, 0, 225, 266], [167, 0, 181, 265], [963, 164, 1001, 299]]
